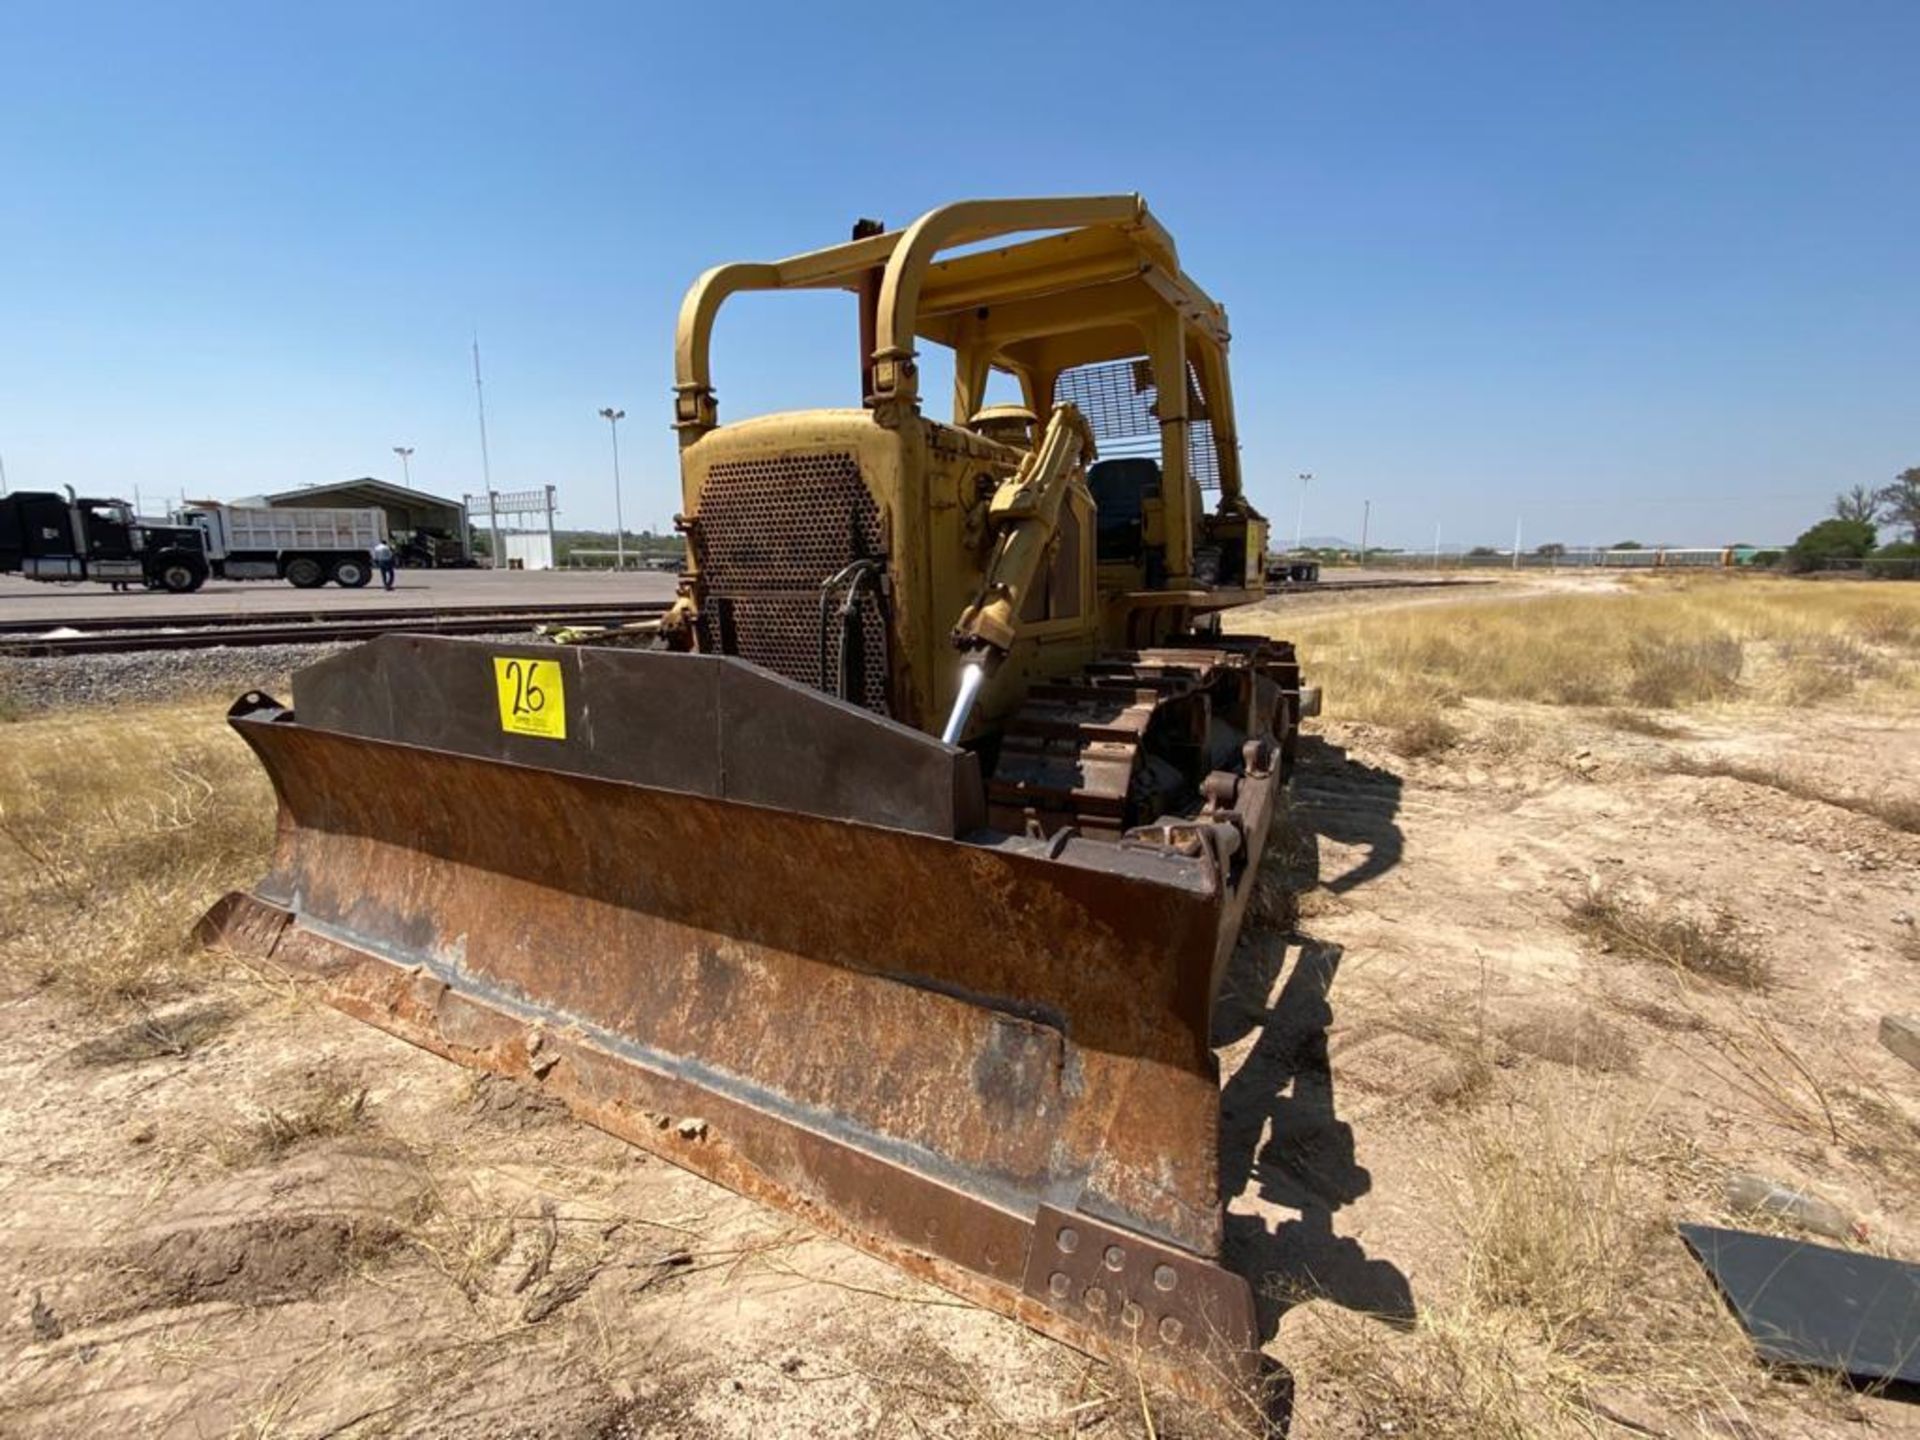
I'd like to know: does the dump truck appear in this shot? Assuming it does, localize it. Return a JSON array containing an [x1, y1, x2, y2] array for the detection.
[[0, 490, 211, 592], [200, 195, 1307, 1409], [175, 501, 388, 587]]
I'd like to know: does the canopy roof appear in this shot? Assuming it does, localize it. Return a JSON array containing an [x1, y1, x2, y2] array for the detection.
[[261, 478, 462, 514], [672, 196, 1244, 504], [674, 195, 1230, 406]]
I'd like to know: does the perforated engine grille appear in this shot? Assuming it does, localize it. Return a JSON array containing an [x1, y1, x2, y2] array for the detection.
[[690, 451, 891, 714], [1054, 358, 1220, 490]]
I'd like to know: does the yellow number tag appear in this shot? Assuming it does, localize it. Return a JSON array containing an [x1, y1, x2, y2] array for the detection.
[[493, 657, 566, 739]]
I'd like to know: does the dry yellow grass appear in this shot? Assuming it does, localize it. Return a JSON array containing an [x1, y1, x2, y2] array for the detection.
[[1231, 576, 1920, 751], [0, 700, 273, 1007], [1294, 1095, 1780, 1440], [214, 1072, 371, 1168], [1565, 887, 1771, 989], [1236, 578, 1920, 1435], [1459, 1103, 1640, 1339]]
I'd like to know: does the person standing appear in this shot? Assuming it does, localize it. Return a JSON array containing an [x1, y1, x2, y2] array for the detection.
[[372, 538, 396, 591]]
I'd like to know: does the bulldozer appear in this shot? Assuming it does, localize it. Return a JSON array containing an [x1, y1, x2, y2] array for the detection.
[[199, 195, 1308, 1409]]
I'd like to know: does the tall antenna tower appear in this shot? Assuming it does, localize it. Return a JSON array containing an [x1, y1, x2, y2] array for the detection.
[[472, 336, 493, 491]]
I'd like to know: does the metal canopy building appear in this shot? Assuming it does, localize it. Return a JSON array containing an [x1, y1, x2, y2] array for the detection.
[[260, 478, 466, 542]]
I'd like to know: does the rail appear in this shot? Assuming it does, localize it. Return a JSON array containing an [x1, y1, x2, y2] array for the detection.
[[1261, 576, 1491, 596], [4, 580, 1484, 657], [0, 602, 672, 657]]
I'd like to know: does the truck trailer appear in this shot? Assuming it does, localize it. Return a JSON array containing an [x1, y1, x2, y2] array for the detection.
[[176, 502, 389, 588]]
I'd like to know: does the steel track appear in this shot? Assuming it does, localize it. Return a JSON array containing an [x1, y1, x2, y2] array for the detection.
[[4, 579, 1478, 657], [0, 603, 671, 657], [0, 599, 670, 638], [1261, 576, 1488, 596]]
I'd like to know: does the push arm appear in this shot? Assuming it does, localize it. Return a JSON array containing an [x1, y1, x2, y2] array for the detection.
[[951, 403, 1095, 656]]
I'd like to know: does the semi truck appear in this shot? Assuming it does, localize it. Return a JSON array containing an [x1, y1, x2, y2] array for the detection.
[[0, 490, 212, 593], [175, 502, 389, 588], [0, 492, 393, 592]]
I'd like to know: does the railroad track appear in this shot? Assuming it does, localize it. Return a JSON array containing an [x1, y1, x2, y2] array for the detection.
[[1261, 576, 1489, 596], [0, 600, 670, 639], [3, 579, 1475, 657], [0, 603, 672, 657]]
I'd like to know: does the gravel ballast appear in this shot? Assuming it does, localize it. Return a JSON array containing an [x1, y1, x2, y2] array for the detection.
[[0, 633, 550, 716]]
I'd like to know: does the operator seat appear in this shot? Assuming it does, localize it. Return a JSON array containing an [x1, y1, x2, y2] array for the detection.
[[1087, 457, 1160, 563]]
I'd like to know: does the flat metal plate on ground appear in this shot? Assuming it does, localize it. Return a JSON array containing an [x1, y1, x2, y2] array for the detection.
[[1679, 1223, 1920, 1389]]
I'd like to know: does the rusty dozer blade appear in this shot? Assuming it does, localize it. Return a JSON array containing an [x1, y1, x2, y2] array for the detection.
[[198, 635, 1280, 1410]]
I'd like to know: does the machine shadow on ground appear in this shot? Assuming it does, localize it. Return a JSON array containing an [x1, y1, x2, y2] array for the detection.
[[1215, 734, 1415, 1345], [1288, 735, 1405, 894]]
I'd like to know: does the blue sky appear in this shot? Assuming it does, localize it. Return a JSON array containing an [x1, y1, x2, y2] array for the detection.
[[2, 2, 1914, 548]]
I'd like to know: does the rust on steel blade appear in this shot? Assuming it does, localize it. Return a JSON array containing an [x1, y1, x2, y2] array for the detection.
[[196, 636, 1274, 1408]]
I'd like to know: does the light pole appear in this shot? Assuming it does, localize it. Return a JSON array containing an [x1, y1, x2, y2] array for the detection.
[[1294, 472, 1313, 552], [598, 407, 627, 569], [392, 446, 414, 487], [1359, 499, 1371, 567]]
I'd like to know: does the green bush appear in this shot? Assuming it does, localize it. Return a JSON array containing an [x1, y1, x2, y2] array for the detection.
[[1785, 517, 1877, 572], [1866, 541, 1920, 580]]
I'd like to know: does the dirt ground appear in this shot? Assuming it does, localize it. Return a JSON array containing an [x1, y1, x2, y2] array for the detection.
[[1237, 700, 1920, 1432], [3, 578, 1918, 1438]]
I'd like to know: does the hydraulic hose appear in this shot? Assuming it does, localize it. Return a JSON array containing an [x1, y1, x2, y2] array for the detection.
[[817, 558, 884, 701]]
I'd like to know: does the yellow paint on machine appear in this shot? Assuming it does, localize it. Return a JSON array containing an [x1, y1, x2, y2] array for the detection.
[[493, 657, 566, 739]]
